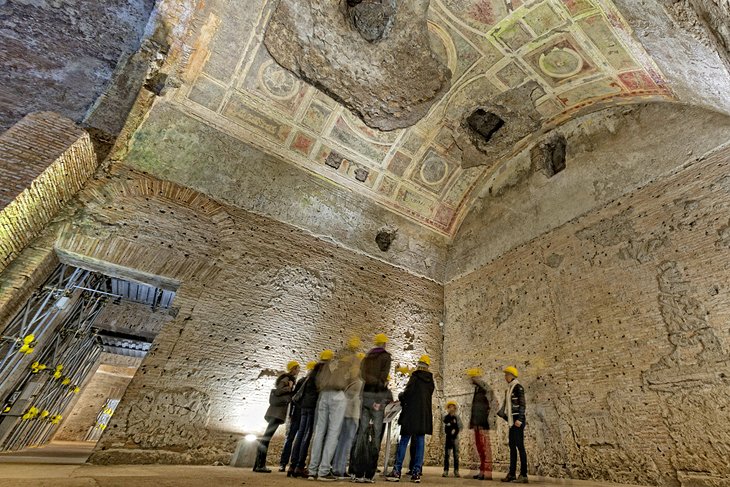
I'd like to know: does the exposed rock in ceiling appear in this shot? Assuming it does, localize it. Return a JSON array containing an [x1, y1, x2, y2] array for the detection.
[[264, 0, 452, 130], [174, 0, 680, 236]]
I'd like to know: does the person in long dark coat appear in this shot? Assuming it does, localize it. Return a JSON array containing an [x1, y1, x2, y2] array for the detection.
[[253, 361, 300, 473], [386, 355, 435, 484], [289, 355, 328, 477], [468, 368, 493, 480]]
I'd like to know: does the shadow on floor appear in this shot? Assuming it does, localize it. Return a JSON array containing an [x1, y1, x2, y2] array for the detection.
[[0, 441, 94, 464]]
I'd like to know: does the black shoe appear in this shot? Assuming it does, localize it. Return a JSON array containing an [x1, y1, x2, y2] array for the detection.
[[454, 471, 460, 478], [515, 475, 529, 483], [319, 473, 338, 482], [279, 466, 286, 472], [410, 473, 421, 483], [502, 475, 517, 482], [386, 470, 401, 482], [253, 467, 272, 473], [442, 471, 448, 477], [474, 474, 486, 480]]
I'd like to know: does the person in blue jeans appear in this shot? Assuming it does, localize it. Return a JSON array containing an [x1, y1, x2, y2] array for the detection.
[[279, 361, 312, 472], [386, 355, 435, 484], [288, 355, 327, 478]]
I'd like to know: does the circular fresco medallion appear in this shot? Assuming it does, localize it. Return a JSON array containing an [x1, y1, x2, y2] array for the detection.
[[538, 47, 584, 79], [259, 60, 299, 99], [420, 154, 449, 185]]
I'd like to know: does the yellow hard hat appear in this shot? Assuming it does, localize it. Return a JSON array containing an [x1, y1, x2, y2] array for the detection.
[[347, 337, 362, 350], [306, 360, 317, 370], [467, 368, 483, 377], [374, 333, 388, 345], [503, 366, 519, 377], [320, 349, 334, 361], [287, 360, 300, 372], [396, 365, 412, 375], [446, 400, 458, 407], [418, 355, 431, 366], [356, 352, 366, 360]]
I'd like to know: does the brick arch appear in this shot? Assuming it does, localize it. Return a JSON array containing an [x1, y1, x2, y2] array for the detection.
[[56, 172, 238, 284], [79, 173, 237, 236]]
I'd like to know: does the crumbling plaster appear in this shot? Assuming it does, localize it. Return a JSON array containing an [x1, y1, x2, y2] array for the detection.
[[448, 103, 730, 281]]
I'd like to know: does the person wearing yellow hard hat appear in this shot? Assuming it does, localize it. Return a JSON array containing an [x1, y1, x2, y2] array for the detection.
[[352, 333, 393, 482], [442, 400, 463, 478], [279, 361, 311, 472], [332, 347, 365, 479], [253, 360, 300, 473], [286, 357, 327, 478], [497, 366, 528, 483], [466, 368, 493, 480], [386, 354, 435, 483]]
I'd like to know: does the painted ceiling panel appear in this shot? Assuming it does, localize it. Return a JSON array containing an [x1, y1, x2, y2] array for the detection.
[[173, 0, 673, 236]]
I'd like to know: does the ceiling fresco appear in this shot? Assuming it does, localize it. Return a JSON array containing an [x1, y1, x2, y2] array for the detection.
[[174, 0, 674, 236]]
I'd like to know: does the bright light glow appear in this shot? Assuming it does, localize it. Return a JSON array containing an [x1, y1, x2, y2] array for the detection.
[[245, 434, 257, 442]]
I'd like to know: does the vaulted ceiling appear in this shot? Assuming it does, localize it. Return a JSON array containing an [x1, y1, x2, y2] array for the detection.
[[175, 0, 677, 235]]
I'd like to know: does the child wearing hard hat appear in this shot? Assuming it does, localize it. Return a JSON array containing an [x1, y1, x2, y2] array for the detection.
[[442, 400, 463, 478], [386, 354, 435, 484], [497, 366, 528, 483]]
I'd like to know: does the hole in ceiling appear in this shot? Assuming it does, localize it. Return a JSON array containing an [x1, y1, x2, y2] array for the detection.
[[466, 109, 505, 143], [531, 134, 567, 178]]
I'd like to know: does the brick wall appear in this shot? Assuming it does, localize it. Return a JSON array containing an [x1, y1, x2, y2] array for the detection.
[[52, 167, 444, 465], [443, 144, 730, 486], [94, 301, 174, 340], [0, 112, 97, 273]]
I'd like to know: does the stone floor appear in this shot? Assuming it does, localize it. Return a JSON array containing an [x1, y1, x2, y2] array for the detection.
[[0, 464, 644, 487]]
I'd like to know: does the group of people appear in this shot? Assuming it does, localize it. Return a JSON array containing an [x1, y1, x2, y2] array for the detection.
[[252, 334, 529, 484]]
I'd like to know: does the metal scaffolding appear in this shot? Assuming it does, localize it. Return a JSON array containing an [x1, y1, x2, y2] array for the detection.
[[85, 398, 120, 443], [0, 264, 107, 451]]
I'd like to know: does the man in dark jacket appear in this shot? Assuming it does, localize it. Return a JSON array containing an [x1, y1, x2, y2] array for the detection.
[[498, 366, 528, 483], [279, 364, 309, 472], [253, 360, 299, 473], [468, 368, 493, 480], [289, 358, 326, 477], [352, 333, 392, 482], [386, 355, 435, 484]]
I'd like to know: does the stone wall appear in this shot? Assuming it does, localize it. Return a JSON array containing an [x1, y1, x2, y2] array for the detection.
[[443, 143, 730, 486], [55, 364, 137, 443], [448, 103, 730, 281], [0, 0, 155, 132], [94, 301, 174, 341], [51, 167, 445, 464], [120, 101, 448, 282]]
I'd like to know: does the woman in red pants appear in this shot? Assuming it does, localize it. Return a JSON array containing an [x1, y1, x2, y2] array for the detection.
[[467, 368, 493, 481]]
